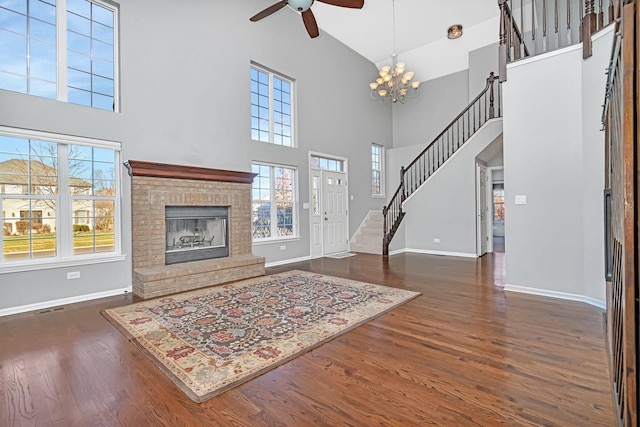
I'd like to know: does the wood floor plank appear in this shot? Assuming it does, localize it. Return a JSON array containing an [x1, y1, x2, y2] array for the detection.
[[0, 253, 615, 426]]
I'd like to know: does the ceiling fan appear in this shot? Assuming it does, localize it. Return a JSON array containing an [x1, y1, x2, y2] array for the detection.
[[250, 0, 364, 39]]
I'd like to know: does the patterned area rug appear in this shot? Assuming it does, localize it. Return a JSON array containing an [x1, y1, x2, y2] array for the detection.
[[102, 270, 420, 403]]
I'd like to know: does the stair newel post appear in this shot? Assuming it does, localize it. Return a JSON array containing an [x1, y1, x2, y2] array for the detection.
[[488, 72, 496, 119], [400, 166, 406, 202], [382, 206, 388, 256], [582, 0, 595, 58], [498, 0, 508, 82]]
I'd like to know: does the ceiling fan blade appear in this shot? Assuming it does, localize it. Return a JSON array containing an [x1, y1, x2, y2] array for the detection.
[[316, 0, 364, 8], [301, 9, 319, 38], [250, 0, 288, 22]]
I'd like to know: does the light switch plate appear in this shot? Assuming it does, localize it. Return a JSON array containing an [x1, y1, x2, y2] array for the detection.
[[515, 195, 527, 205]]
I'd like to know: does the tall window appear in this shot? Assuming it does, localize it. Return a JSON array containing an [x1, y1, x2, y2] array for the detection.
[[250, 65, 294, 146], [0, 0, 118, 111], [251, 163, 297, 241], [371, 143, 384, 196], [0, 127, 120, 264]]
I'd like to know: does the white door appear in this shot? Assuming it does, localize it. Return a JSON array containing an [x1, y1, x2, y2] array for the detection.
[[476, 163, 489, 256], [322, 170, 348, 255]]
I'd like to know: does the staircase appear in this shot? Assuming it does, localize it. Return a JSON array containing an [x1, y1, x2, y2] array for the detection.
[[350, 210, 383, 255], [382, 73, 502, 255]]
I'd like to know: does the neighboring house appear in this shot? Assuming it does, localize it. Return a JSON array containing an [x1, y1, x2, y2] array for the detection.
[[0, 159, 94, 236]]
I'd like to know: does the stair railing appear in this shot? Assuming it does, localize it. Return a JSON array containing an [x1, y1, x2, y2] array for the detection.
[[382, 73, 502, 255], [499, 0, 618, 81]]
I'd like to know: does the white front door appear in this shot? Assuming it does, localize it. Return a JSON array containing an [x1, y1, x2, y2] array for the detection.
[[322, 170, 348, 255], [476, 163, 489, 256]]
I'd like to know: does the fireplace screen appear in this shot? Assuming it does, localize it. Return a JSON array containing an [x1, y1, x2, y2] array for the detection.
[[165, 206, 229, 265]]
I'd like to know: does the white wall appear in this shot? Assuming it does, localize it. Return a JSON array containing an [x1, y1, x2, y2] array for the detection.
[[502, 26, 614, 304], [0, 1, 392, 313]]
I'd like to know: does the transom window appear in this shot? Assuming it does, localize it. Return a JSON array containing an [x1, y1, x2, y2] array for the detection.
[[251, 163, 297, 241], [0, 0, 118, 111], [310, 155, 343, 172], [0, 127, 121, 265], [250, 65, 294, 146]]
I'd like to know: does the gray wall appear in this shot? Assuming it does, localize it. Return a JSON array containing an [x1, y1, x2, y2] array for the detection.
[[392, 70, 469, 148], [402, 121, 503, 255], [468, 42, 499, 102], [0, 1, 392, 312], [502, 27, 614, 302]]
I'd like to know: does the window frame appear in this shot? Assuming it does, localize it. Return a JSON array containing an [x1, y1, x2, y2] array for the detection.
[[0, 0, 120, 112], [0, 125, 123, 274], [250, 63, 295, 147], [251, 162, 299, 243], [371, 143, 385, 197]]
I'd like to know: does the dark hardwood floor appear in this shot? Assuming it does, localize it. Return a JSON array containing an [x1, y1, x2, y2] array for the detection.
[[1, 253, 614, 426]]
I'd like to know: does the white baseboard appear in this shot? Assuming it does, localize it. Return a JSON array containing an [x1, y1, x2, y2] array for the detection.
[[404, 248, 478, 258], [265, 256, 311, 268], [504, 284, 606, 310], [388, 248, 406, 256], [0, 286, 132, 317]]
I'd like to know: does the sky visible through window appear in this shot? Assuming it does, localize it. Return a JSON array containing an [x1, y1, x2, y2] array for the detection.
[[0, 0, 116, 111]]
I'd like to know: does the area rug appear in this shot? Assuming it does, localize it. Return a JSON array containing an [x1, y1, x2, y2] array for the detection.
[[102, 270, 420, 403]]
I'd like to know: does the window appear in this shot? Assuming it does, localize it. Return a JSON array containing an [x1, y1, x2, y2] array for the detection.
[[493, 184, 505, 223], [0, 127, 120, 264], [371, 143, 384, 196], [310, 155, 343, 172], [250, 65, 294, 146], [311, 176, 320, 216], [251, 163, 297, 241], [0, 0, 118, 111]]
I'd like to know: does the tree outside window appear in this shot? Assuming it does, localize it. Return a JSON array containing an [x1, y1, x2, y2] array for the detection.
[[252, 163, 297, 241]]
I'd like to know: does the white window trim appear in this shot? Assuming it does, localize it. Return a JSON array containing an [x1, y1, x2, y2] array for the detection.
[[250, 62, 296, 147], [3, 0, 120, 111], [251, 161, 299, 242], [371, 143, 386, 198], [0, 125, 122, 273]]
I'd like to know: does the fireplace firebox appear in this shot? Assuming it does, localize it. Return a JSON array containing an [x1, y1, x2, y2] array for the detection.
[[165, 206, 229, 265]]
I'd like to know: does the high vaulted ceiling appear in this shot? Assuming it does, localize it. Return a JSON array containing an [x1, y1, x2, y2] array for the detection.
[[312, 0, 499, 64], [251, 0, 501, 81]]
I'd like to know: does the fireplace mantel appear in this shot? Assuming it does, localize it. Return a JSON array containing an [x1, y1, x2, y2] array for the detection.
[[124, 160, 256, 183]]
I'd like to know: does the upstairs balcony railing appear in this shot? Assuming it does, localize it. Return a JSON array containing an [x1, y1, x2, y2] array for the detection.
[[499, 0, 619, 81]]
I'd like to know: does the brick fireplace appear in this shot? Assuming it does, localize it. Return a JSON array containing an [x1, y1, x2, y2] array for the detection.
[[124, 160, 265, 299]]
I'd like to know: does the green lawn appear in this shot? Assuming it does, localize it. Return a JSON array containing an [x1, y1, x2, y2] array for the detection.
[[3, 232, 115, 253]]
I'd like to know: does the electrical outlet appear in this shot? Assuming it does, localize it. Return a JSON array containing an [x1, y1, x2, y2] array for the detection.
[[433, 238, 440, 243], [67, 271, 80, 280], [280, 245, 286, 251]]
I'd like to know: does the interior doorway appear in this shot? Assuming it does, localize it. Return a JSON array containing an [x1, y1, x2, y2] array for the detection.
[[477, 165, 505, 255], [490, 167, 505, 253]]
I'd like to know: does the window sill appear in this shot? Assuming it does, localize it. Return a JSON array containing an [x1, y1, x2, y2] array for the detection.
[[0, 253, 127, 274], [372, 194, 387, 199], [252, 237, 301, 246]]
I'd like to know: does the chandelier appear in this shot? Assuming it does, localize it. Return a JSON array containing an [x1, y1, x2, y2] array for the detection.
[[369, 0, 420, 103]]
